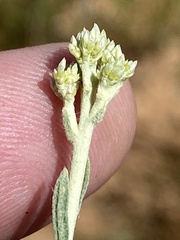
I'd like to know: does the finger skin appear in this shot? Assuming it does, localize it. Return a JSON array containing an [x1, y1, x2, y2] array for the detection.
[[0, 43, 136, 239]]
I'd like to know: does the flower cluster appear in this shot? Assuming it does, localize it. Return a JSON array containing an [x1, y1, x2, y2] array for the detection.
[[98, 44, 137, 86], [53, 24, 137, 101], [52, 58, 80, 100], [69, 23, 137, 87], [69, 23, 108, 64]]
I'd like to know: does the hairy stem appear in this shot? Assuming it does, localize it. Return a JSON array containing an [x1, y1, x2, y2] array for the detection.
[[67, 121, 94, 240]]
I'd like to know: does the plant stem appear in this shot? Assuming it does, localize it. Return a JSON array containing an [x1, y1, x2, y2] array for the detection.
[[62, 99, 78, 142], [79, 63, 96, 126], [67, 121, 94, 240]]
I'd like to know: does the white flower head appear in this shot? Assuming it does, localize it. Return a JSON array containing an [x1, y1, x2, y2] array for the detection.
[[69, 23, 109, 64], [52, 58, 80, 100], [96, 37, 137, 87], [101, 43, 124, 65], [98, 59, 137, 86]]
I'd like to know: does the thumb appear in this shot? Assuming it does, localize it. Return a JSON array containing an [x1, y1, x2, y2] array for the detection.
[[0, 43, 136, 239]]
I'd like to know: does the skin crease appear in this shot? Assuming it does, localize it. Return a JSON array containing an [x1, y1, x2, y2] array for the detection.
[[0, 43, 136, 240]]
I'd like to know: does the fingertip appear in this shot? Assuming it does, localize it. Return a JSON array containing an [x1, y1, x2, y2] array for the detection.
[[0, 43, 136, 239]]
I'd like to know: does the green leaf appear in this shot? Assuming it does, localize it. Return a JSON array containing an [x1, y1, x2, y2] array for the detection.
[[52, 167, 69, 240]]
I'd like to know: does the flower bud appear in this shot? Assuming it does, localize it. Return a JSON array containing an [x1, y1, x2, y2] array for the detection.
[[53, 58, 80, 100]]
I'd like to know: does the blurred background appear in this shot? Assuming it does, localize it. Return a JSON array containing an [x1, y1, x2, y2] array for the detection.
[[1, 0, 180, 239]]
